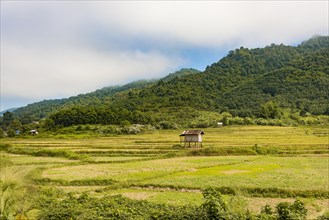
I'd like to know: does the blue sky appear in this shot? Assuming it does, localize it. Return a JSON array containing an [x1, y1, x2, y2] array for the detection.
[[1, 1, 328, 111]]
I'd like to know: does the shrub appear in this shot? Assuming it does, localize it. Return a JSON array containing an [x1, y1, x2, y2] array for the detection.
[[261, 204, 273, 215], [276, 200, 307, 220], [258, 204, 276, 219], [120, 120, 131, 127], [34, 188, 313, 220], [122, 124, 142, 134], [36, 190, 200, 220], [7, 129, 16, 137], [157, 121, 178, 129], [216, 187, 236, 195], [252, 145, 280, 155], [227, 117, 245, 125], [202, 188, 228, 220]]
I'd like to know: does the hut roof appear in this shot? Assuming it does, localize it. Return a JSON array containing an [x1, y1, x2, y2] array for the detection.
[[180, 130, 204, 136]]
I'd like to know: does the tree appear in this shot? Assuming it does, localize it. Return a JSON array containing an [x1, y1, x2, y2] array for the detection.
[[9, 119, 22, 131], [7, 129, 16, 138], [202, 188, 228, 220], [0, 128, 4, 138], [261, 101, 283, 119], [2, 112, 14, 128]]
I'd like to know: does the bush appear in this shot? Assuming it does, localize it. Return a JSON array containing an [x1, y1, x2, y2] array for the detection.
[[7, 129, 16, 137], [227, 117, 245, 125], [258, 204, 276, 220], [122, 124, 142, 134], [276, 200, 307, 220], [252, 145, 280, 155], [157, 121, 178, 129], [120, 120, 131, 127], [202, 188, 228, 220], [189, 111, 222, 128], [34, 187, 314, 220], [36, 190, 201, 220]]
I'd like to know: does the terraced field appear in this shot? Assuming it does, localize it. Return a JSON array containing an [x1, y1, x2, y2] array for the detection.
[[1, 126, 329, 219]]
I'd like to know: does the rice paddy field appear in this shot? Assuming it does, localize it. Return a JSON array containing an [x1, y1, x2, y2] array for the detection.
[[1, 126, 329, 219]]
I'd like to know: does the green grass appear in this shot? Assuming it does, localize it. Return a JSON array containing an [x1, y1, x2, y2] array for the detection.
[[4, 126, 328, 149], [1, 153, 74, 164], [141, 156, 328, 191], [41, 155, 328, 193], [1, 125, 328, 219], [42, 156, 251, 181]]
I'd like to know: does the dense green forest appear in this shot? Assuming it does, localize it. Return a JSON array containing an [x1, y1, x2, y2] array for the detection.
[[1, 36, 329, 134]]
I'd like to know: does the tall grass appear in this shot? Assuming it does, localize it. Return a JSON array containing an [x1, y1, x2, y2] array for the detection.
[[0, 163, 37, 219]]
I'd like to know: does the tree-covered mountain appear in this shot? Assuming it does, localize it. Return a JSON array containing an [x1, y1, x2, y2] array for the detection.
[[4, 36, 329, 129], [10, 69, 200, 123], [109, 36, 329, 116], [161, 68, 201, 82]]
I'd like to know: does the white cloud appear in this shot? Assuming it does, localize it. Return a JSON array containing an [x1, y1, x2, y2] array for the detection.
[[2, 41, 182, 100], [87, 1, 328, 47], [1, 1, 328, 110]]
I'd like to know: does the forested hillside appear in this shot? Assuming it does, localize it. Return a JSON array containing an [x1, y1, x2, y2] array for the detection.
[[10, 79, 157, 123], [2, 36, 329, 132], [128, 36, 329, 117]]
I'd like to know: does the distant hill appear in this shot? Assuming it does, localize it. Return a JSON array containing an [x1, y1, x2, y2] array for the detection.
[[0, 108, 17, 116], [8, 36, 329, 127], [11, 69, 200, 123]]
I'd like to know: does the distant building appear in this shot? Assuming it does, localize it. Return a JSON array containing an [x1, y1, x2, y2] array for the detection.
[[30, 130, 38, 135], [179, 130, 204, 148]]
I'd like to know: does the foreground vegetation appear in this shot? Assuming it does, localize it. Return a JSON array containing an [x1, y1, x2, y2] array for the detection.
[[1, 126, 328, 219]]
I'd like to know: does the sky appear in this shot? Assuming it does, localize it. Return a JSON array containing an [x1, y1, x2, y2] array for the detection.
[[1, 1, 328, 111]]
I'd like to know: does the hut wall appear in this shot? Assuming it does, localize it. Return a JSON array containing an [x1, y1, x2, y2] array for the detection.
[[198, 134, 202, 142], [185, 135, 201, 142]]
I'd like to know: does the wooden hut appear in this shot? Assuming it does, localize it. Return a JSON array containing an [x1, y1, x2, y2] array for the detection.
[[180, 130, 204, 148], [30, 130, 38, 135]]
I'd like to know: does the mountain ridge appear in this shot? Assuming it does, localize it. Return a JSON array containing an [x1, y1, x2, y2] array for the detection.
[[4, 36, 329, 127], [9, 68, 201, 122]]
